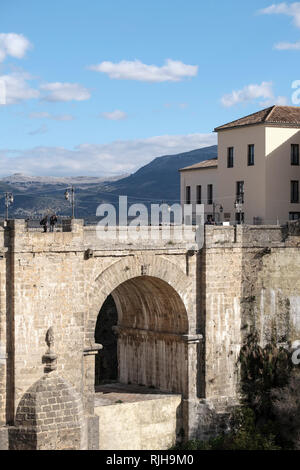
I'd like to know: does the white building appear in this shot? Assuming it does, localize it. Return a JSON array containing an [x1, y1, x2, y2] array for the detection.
[[179, 158, 219, 223], [180, 105, 300, 224]]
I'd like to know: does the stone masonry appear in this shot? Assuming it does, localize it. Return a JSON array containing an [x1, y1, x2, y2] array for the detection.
[[0, 219, 299, 449]]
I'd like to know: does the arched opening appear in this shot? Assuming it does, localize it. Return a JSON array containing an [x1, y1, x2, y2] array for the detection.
[[94, 275, 189, 396], [95, 295, 118, 384]]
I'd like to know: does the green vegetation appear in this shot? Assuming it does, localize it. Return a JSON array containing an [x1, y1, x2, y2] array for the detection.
[[239, 333, 292, 423], [173, 407, 280, 450], [174, 334, 299, 451]]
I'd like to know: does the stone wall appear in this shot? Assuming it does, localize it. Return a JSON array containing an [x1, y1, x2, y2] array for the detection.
[[202, 224, 300, 409], [95, 394, 182, 450]]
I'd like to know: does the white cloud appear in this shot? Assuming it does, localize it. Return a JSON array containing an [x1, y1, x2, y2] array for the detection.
[[274, 39, 300, 49], [0, 33, 31, 62], [0, 72, 39, 105], [40, 82, 91, 102], [259, 2, 300, 28], [221, 81, 287, 107], [259, 95, 288, 106], [0, 133, 217, 177], [29, 111, 75, 121], [88, 59, 198, 82], [101, 110, 127, 120]]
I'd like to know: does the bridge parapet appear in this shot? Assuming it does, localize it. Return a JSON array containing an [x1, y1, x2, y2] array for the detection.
[[2, 220, 300, 255], [3, 219, 199, 252]]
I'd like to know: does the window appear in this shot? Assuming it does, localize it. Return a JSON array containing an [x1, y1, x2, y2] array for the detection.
[[185, 186, 191, 204], [227, 147, 234, 168], [236, 181, 244, 203], [196, 185, 202, 204], [207, 184, 213, 205], [289, 212, 300, 220], [248, 144, 255, 166], [291, 144, 299, 165], [291, 181, 299, 203]]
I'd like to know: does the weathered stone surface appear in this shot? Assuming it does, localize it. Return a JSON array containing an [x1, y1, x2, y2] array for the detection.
[[0, 220, 299, 449], [0, 426, 8, 450], [86, 415, 99, 450], [10, 371, 85, 450], [95, 394, 182, 450]]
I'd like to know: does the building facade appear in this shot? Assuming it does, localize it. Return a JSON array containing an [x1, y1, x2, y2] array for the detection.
[[180, 106, 300, 225], [179, 159, 219, 223]]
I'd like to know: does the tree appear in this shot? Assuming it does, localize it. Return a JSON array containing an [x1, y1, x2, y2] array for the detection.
[[239, 333, 292, 423]]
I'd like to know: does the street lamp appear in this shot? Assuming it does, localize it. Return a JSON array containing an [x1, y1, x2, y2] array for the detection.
[[234, 195, 244, 224], [4, 192, 14, 220], [64, 186, 75, 219]]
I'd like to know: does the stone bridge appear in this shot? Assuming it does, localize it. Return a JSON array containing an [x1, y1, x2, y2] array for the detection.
[[0, 219, 300, 449]]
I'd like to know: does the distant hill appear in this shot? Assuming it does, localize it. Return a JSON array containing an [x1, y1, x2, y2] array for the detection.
[[103, 145, 218, 204], [0, 173, 128, 187], [0, 145, 217, 219]]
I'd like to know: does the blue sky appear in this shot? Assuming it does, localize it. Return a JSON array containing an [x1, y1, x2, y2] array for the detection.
[[0, 0, 299, 176]]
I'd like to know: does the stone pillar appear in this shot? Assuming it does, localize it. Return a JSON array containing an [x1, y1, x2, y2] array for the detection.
[[5, 220, 26, 425], [182, 334, 203, 441], [0, 341, 8, 448], [183, 334, 202, 399], [0, 348, 7, 423], [83, 344, 102, 450], [0, 225, 7, 428]]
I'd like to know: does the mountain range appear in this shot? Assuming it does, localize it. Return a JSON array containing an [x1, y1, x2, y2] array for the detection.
[[0, 145, 217, 220]]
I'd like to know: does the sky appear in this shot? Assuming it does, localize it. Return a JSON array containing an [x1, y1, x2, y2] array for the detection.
[[0, 0, 299, 177]]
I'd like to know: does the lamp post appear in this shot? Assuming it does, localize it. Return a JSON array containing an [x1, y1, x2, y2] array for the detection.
[[212, 202, 223, 223], [234, 195, 244, 224], [4, 192, 14, 220], [64, 186, 75, 219]]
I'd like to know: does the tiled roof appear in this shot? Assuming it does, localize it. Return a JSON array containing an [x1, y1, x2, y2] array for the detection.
[[179, 158, 218, 172], [214, 106, 300, 131]]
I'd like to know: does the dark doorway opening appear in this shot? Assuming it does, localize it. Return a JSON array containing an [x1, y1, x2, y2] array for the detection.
[[95, 294, 118, 385]]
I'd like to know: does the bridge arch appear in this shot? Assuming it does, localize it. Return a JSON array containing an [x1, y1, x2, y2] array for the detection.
[[87, 254, 196, 398]]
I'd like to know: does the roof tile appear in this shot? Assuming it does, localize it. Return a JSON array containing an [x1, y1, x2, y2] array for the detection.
[[214, 106, 300, 131], [179, 158, 218, 171]]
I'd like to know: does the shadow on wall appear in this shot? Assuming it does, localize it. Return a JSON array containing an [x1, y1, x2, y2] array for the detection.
[[95, 295, 118, 385]]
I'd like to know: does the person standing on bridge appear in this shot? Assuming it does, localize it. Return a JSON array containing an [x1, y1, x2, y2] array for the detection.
[[50, 213, 58, 232], [40, 215, 48, 233]]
